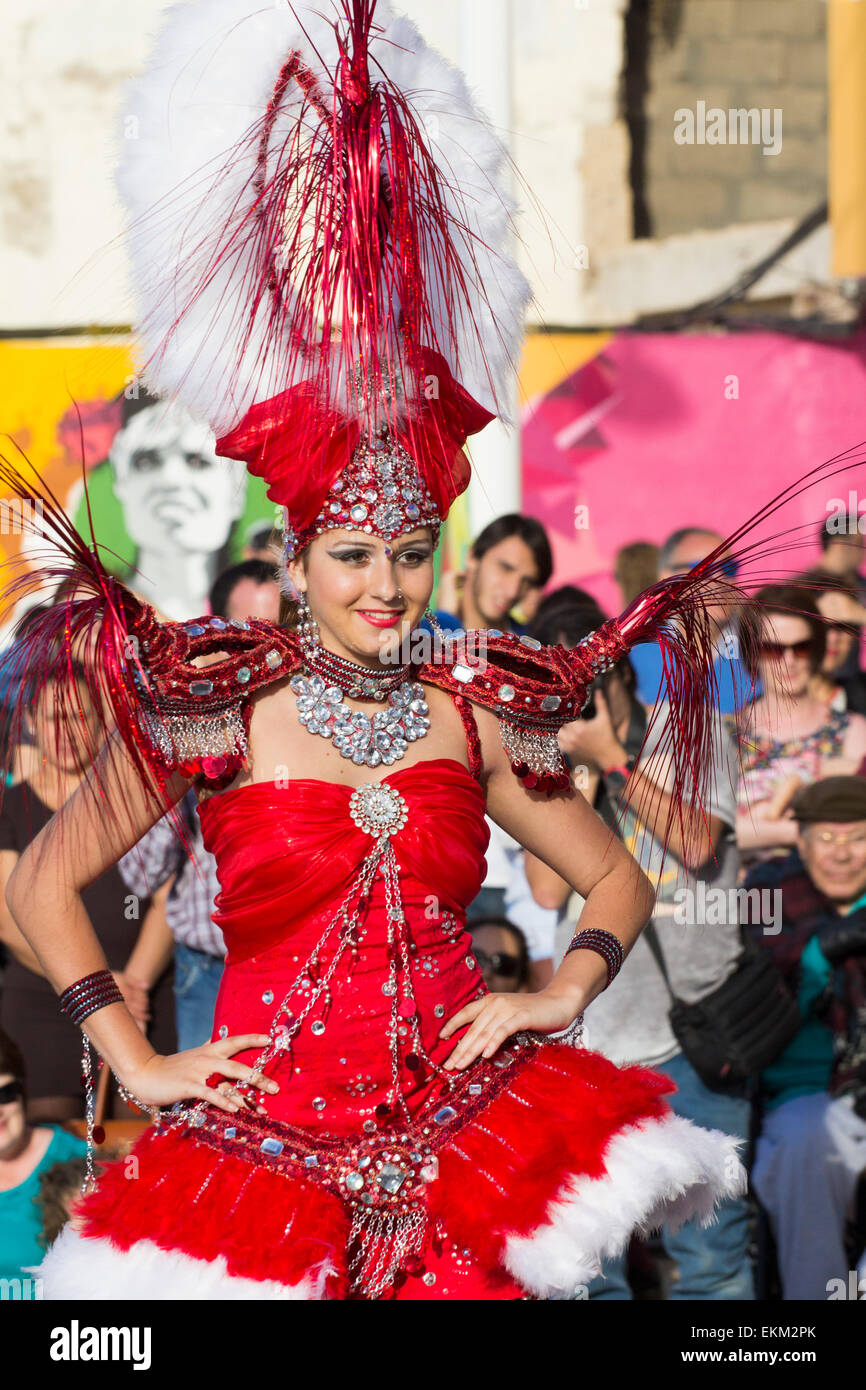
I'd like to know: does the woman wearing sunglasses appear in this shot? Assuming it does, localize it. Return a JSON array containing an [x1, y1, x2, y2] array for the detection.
[[736, 585, 866, 869], [0, 1028, 86, 1295], [468, 920, 532, 994]]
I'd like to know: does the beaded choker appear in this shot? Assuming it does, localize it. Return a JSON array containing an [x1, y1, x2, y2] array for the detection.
[[292, 602, 431, 768], [302, 643, 414, 701]]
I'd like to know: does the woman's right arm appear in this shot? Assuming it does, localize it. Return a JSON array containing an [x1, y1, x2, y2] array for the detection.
[[4, 731, 276, 1113]]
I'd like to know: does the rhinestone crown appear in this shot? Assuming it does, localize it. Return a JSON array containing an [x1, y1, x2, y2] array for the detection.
[[283, 428, 441, 560]]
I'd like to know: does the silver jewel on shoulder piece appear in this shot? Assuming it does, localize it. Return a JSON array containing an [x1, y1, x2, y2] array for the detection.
[[349, 783, 408, 838]]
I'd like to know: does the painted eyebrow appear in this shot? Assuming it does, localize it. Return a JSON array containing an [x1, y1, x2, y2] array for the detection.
[[328, 539, 433, 552]]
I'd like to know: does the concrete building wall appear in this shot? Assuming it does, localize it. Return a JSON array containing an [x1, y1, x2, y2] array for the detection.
[[0, 0, 835, 334], [640, 0, 827, 237]]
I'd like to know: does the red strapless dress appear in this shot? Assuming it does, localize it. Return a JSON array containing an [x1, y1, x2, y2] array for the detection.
[[40, 759, 744, 1301]]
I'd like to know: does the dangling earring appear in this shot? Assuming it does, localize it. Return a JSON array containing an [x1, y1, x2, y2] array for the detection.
[[424, 606, 445, 633], [296, 590, 320, 659]]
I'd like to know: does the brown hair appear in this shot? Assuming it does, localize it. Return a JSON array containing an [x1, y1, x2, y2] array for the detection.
[[36, 1145, 125, 1248], [614, 542, 660, 607], [277, 592, 301, 630], [36, 1156, 89, 1247]]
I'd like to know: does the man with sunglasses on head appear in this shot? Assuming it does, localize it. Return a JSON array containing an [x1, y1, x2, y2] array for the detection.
[[745, 777, 866, 1299], [629, 527, 751, 714]]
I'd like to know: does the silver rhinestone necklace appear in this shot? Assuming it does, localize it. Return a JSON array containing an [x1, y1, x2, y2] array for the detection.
[[289, 659, 430, 769]]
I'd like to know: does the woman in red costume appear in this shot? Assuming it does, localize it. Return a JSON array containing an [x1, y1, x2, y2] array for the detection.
[[0, 0, 763, 1301]]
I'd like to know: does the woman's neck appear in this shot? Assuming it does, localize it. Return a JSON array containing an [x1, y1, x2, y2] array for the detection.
[[753, 687, 823, 730], [306, 633, 411, 674]]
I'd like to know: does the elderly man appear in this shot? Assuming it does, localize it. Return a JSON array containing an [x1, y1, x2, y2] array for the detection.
[[748, 776, 866, 1300]]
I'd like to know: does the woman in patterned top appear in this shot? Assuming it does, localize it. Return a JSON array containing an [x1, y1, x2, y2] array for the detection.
[[736, 585, 866, 867]]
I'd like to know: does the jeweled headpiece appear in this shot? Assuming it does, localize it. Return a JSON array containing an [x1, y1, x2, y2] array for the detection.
[[115, 0, 530, 554], [286, 431, 442, 560]]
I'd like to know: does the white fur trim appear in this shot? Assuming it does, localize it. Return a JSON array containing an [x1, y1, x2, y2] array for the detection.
[[35, 1227, 333, 1301], [503, 1112, 747, 1299], [117, 0, 532, 433]]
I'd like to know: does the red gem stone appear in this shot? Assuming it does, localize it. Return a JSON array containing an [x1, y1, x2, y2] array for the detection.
[[404, 1255, 424, 1275], [404, 1053, 420, 1070], [523, 773, 538, 789], [92, 1125, 105, 1145], [375, 1102, 392, 1119], [201, 756, 228, 778], [397, 999, 415, 1019]]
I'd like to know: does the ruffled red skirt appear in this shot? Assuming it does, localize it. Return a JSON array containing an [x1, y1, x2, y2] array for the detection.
[[40, 1040, 744, 1301]]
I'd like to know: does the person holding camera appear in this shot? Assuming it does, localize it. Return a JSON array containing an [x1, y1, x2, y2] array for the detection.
[[524, 590, 754, 1300], [746, 777, 866, 1300]]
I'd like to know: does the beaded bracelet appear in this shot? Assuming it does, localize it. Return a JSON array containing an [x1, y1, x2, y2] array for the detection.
[[59, 970, 124, 1026], [564, 928, 624, 990]]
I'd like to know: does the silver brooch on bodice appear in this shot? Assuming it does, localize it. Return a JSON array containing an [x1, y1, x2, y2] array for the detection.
[[348, 783, 408, 838], [289, 672, 430, 768]]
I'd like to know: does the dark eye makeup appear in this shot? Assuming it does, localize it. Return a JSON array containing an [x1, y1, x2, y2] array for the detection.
[[328, 546, 432, 565]]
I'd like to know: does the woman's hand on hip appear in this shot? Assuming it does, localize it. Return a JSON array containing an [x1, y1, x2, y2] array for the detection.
[[439, 989, 581, 1071], [119, 1034, 279, 1111]]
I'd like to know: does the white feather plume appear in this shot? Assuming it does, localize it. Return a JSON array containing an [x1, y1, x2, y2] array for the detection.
[[36, 1228, 333, 1300], [117, 0, 532, 436]]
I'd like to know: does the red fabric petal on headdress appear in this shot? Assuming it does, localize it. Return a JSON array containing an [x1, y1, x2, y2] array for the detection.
[[215, 348, 494, 532], [216, 383, 362, 533], [401, 347, 495, 516]]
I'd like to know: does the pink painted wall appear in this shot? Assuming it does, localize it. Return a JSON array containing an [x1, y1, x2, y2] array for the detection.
[[521, 330, 866, 619]]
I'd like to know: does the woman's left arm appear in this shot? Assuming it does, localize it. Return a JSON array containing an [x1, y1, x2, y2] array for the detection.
[[0, 847, 44, 973], [441, 704, 655, 1070]]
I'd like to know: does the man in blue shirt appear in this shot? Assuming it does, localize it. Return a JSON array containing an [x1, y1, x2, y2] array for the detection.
[[629, 526, 754, 714]]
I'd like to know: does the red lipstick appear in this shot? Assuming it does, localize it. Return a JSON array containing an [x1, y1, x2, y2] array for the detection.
[[356, 610, 404, 629]]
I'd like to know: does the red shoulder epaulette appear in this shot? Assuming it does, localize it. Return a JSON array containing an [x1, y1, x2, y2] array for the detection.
[[420, 626, 626, 794], [130, 616, 625, 795], [128, 610, 301, 789]]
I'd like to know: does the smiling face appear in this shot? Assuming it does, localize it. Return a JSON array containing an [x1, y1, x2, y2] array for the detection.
[[111, 403, 246, 555], [287, 527, 436, 666], [799, 820, 866, 904]]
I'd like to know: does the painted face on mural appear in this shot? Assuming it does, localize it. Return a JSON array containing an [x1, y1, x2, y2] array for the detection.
[[110, 402, 246, 554]]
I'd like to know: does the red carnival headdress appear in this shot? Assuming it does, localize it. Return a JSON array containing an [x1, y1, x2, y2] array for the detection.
[[116, 0, 530, 559]]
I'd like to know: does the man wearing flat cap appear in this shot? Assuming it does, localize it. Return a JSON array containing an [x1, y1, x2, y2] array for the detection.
[[747, 776, 866, 1298]]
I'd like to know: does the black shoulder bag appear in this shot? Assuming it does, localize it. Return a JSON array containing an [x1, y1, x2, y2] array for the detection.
[[643, 922, 802, 1089]]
